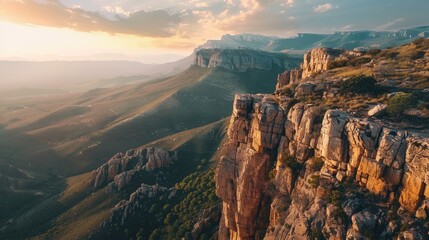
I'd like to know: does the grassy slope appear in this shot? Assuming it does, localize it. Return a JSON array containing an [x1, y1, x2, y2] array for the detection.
[[13, 119, 228, 240], [0, 65, 285, 177], [0, 62, 290, 238]]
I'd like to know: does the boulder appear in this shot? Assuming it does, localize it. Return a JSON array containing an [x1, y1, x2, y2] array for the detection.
[[294, 82, 317, 98], [351, 211, 377, 232], [367, 104, 387, 117]]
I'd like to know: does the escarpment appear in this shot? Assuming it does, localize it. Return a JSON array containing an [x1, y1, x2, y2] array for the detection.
[[216, 44, 429, 239], [194, 48, 299, 72]]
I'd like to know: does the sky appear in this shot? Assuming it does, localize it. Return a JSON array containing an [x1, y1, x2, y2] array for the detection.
[[0, 0, 428, 63]]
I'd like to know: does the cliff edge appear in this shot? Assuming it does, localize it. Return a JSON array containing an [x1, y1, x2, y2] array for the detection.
[[216, 40, 429, 240]]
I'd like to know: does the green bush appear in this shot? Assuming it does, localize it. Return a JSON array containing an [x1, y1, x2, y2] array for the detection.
[[410, 51, 425, 60], [280, 155, 302, 173], [327, 59, 348, 69], [307, 174, 320, 188], [387, 92, 416, 118], [330, 190, 343, 206], [268, 169, 277, 180], [339, 75, 377, 94], [348, 57, 371, 67], [368, 49, 382, 56], [381, 51, 399, 59]]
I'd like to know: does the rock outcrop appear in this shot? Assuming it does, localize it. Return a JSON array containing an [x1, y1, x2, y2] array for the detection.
[[216, 90, 429, 239], [276, 69, 302, 89], [89, 184, 176, 239], [194, 49, 299, 72], [275, 47, 365, 90], [301, 48, 363, 79], [216, 94, 285, 240], [90, 147, 177, 191]]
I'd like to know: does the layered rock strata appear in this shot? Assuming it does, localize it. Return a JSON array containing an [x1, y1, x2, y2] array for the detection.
[[216, 93, 429, 240], [301, 48, 363, 79], [194, 49, 299, 72], [276, 69, 302, 89], [216, 94, 285, 240]]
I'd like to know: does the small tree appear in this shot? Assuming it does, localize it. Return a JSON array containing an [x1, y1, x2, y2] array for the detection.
[[387, 92, 416, 118], [339, 75, 377, 94]]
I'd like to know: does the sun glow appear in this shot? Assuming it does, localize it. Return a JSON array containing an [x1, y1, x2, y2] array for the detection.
[[0, 21, 191, 61]]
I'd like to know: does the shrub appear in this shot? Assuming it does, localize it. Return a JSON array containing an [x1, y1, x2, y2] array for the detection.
[[410, 51, 425, 60], [307, 174, 320, 188], [280, 155, 302, 173], [387, 92, 416, 118], [368, 49, 382, 56], [339, 75, 377, 94], [149, 229, 161, 240], [348, 57, 371, 67], [381, 51, 399, 59], [327, 59, 348, 69], [330, 190, 343, 206], [311, 157, 324, 172]]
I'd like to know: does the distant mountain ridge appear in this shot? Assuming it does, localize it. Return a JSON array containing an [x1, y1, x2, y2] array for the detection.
[[194, 48, 300, 72], [198, 26, 429, 52]]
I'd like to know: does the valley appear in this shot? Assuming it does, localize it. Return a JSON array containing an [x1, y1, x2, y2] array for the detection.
[[0, 22, 428, 240]]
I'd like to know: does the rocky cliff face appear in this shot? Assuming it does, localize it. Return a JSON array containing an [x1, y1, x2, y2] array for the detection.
[[216, 90, 429, 239], [276, 69, 302, 90], [275, 47, 365, 91], [194, 49, 298, 72], [90, 147, 177, 191], [301, 48, 363, 79]]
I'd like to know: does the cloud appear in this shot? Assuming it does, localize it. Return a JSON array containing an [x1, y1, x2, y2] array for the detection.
[[188, 0, 298, 37], [0, 0, 181, 37], [314, 3, 333, 13], [340, 24, 355, 30], [283, 0, 295, 7]]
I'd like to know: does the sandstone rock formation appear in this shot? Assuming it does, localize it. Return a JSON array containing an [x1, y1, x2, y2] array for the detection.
[[216, 90, 429, 239], [194, 49, 299, 72], [301, 48, 363, 79], [216, 94, 285, 240], [90, 147, 177, 191], [276, 69, 302, 89]]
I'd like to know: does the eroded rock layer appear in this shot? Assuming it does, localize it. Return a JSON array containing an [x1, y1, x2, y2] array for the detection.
[[90, 147, 177, 191], [194, 49, 298, 72], [216, 93, 429, 240], [301, 48, 363, 79]]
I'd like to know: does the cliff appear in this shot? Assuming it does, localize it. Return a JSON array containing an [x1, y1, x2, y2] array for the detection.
[[274, 47, 363, 90], [90, 147, 177, 191], [197, 27, 429, 52], [216, 93, 429, 240], [301, 48, 363, 79], [216, 41, 429, 240], [194, 49, 298, 72]]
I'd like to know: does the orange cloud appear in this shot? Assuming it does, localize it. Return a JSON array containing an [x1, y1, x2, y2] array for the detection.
[[0, 0, 181, 37]]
